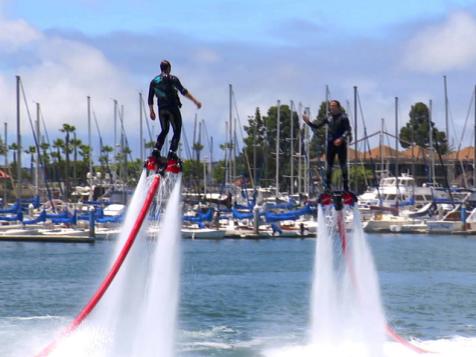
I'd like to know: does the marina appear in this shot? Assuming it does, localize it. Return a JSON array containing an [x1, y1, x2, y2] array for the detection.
[[1, 2, 476, 356]]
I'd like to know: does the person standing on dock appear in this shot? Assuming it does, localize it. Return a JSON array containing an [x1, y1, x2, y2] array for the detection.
[[303, 100, 352, 192], [148, 60, 202, 162]]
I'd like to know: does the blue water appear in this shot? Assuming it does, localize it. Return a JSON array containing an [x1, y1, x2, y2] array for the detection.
[[0, 235, 475, 356]]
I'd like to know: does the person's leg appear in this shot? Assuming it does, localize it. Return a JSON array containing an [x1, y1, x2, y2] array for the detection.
[[168, 107, 182, 157], [326, 143, 336, 191], [337, 144, 349, 191], [154, 109, 171, 153]]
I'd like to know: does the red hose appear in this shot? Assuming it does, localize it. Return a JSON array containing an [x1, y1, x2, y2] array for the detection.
[[36, 175, 161, 357]]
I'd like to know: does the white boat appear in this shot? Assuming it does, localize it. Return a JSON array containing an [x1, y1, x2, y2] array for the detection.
[[389, 223, 428, 233], [364, 212, 423, 233], [358, 174, 445, 209], [181, 227, 226, 239], [426, 205, 464, 233]]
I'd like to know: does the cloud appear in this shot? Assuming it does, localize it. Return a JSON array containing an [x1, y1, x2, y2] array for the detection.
[[0, 18, 41, 52], [0, 17, 137, 160], [2, 7, 476, 163], [402, 11, 476, 73]]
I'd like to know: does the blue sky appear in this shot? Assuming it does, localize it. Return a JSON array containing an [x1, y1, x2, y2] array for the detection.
[[2, 0, 476, 163], [5, 0, 476, 40]]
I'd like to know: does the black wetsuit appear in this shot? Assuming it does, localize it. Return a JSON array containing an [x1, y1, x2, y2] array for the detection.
[[148, 74, 188, 153], [307, 112, 352, 191]]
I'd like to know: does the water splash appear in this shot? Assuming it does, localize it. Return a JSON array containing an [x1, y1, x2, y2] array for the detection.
[[132, 175, 182, 357], [280, 204, 387, 356], [38, 171, 183, 357]]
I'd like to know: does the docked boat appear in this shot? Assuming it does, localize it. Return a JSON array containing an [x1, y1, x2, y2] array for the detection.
[[181, 227, 226, 239], [358, 174, 445, 209]]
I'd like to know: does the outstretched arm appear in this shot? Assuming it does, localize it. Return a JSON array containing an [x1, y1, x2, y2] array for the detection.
[[303, 113, 327, 130], [184, 91, 202, 109], [173, 76, 202, 109]]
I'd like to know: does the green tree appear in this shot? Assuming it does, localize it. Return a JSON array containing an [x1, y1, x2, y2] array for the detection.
[[79, 144, 91, 167], [261, 104, 300, 192], [52, 138, 64, 163], [99, 145, 113, 174], [9, 143, 18, 170], [0, 138, 7, 157], [60, 124, 76, 195], [309, 102, 328, 159], [242, 107, 266, 186], [24, 145, 36, 179], [40, 142, 51, 166], [70, 137, 82, 184], [399, 102, 448, 155]]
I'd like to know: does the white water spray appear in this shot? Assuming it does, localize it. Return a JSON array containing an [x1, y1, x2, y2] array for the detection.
[[310, 205, 338, 343], [270, 204, 387, 357], [132, 175, 182, 357], [310, 205, 386, 356], [45, 171, 183, 357]]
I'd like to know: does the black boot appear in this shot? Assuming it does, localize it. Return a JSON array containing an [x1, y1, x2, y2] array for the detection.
[[152, 148, 161, 160], [144, 148, 162, 171], [167, 151, 179, 161]]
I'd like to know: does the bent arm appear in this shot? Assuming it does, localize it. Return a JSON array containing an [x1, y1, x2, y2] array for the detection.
[[148, 81, 156, 119], [147, 80, 155, 106], [340, 117, 352, 142]]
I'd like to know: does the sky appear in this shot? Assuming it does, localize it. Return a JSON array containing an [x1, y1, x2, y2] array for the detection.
[[2, 0, 476, 163]]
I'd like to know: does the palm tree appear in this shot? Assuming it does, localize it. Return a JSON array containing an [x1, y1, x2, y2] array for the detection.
[[40, 142, 50, 165], [70, 136, 82, 185], [24, 145, 36, 179], [79, 144, 91, 165], [60, 124, 75, 195], [99, 145, 113, 182], [52, 139, 64, 183], [9, 143, 18, 169], [52, 139, 64, 163]]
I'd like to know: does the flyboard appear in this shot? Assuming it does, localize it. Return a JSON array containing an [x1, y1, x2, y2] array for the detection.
[[35, 156, 182, 357], [318, 191, 430, 354]]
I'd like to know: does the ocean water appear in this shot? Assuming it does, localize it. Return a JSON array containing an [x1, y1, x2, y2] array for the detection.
[[0, 234, 475, 356]]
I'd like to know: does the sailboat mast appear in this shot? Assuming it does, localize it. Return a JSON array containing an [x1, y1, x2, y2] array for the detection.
[[380, 118, 384, 174], [275, 100, 281, 197], [16, 75, 21, 199], [252, 115, 257, 187], [139, 92, 144, 161], [193, 114, 198, 161], [298, 102, 302, 195], [395, 97, 399, 180], [444, 75, 449, 146], [474, 85, 476, 188], [325, 85, 329, 172], [290, 100, 294, 195], [3, 123, 7, 204], [429, 99, 435, 185], [114, 99, 118, 164], [353, 86, 358, 174], [228, 84, 233, 182], [35, 103, 40, 197], [210, 136, 213, 184], [87, 96, 92, 174], [305, 107, 310, 195], [225, 121, 229, 184]]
